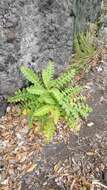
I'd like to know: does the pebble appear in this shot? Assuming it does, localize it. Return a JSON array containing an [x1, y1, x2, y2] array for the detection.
[[6, 106, 11, 113], [87, 122, 94, 127], [96, 66, 103, 72]]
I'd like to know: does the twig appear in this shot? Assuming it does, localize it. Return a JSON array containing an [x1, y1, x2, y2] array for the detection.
[[90, 180, 107, 190], [70, 179, 76, 190]]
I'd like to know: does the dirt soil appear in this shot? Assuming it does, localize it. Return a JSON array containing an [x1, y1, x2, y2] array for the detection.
[[1, 51, 107, 190]]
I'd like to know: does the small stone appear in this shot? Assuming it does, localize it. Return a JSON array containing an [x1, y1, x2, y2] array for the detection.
[[96, 66, 103, 72], [16, 133, 22, 140], [6, 106, 11, 113], [87, 122, 94, 127], [100, 96, 105, 103]]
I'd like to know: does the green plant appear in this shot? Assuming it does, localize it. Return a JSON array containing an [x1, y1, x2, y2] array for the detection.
[[72, 32, 97, 72], [8, 62, 92, 142]]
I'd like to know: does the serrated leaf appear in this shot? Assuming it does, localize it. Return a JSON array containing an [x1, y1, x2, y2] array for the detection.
[[50, 107, 61, 124], [74, 34, 84, 57], [27, 85, 46, 95], [39, 93, 56, 105], [43, 120, 56, 142], [55, 68, 76, 88], [50, 88, 63, 102], [34, 105, 51, 117], [63, 86, 82, 96], [42, 61, 54, 89], [20, 66, 41, 85]]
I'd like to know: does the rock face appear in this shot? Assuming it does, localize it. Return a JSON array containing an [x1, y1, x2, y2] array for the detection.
[[73, 0, 102, 31], [99, 0, 107, 45], [0, 0, 102, 115]]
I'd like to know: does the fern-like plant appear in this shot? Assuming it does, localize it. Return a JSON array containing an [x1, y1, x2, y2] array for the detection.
[[8, 61, 92, 142], [72, 32, 97, 72]]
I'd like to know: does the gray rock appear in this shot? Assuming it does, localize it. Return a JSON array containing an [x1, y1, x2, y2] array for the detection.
[[0, 0, 102, 115], [73, 0, 102, 31], [103, 16, 107, 27], [0, 100, 7, 117]]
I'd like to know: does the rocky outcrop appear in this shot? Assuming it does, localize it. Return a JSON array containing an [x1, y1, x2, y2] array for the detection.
[[73, 0, 102, 31], [99, 0, 107, 45], [0, 0, 102, 115]]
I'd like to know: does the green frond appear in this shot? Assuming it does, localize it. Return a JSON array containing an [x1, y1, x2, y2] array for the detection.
[[79, 32, 95, 55], [78, 102, 93, 118], [59, 96, 71, 117], [79, 33, 90, 54], [28, 110, 34, 128], [73, 34, 84, 57], [74, 32, 96, 61], [20, 66, 42, 86], [8, 61, 92, 142], [42, 61, 54, 89], [7, 89, 32, 103], [38, 93, 56, 105], [50, 88, 63, 102], [43, 119, 56, 142], [33, 105, 52, 117], [50, 106, 61, 124], [55, 68, 76, 89], [27, 85, 46, 95], [67, 117, 77, 128], [63, 86, 82, 97]]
